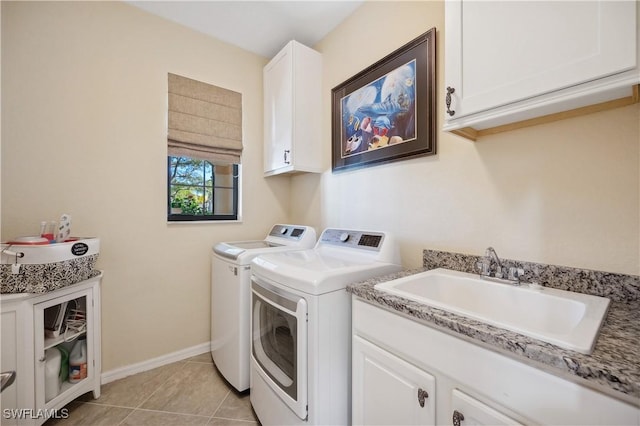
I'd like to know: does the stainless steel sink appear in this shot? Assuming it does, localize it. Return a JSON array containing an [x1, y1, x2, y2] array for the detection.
[[375, 268, 610, 354]]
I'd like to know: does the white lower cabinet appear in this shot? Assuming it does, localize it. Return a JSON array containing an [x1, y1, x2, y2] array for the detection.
[[1, 299, 26, 426], [34, 285, 101, 412], [451, 389, 522, 426], [352, 335, 435, 425], [0, 275, 101, 425], [352, 297, 639, 426]]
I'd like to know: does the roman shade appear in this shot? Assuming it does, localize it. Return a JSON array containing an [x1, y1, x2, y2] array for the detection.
[[168, 73, 243, 164]]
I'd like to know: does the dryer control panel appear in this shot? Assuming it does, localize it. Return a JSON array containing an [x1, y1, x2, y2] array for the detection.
[[319, 229, 385, 251], [268, 224, 310, 240]]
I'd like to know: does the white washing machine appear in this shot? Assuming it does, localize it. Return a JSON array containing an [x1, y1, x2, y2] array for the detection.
[[249, 228, 401, 425], [211, 224, 316, 392]]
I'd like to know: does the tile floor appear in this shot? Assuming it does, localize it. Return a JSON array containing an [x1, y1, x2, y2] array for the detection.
[[45, 353, 259, 426]]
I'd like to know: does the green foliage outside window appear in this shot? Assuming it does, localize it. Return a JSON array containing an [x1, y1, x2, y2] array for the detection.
[[168, 156, 238, 221]]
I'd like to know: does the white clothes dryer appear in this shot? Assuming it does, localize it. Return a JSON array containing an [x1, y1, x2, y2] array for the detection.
[[211, 224, 316, 392], [250, 228, 401, 425]]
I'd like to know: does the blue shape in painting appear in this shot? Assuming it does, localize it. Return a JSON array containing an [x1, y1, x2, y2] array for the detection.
[[341, 60, 416, 157]]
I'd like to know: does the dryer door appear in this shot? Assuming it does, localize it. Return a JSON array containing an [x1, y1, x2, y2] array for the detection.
[[251, 276, 308, 420]]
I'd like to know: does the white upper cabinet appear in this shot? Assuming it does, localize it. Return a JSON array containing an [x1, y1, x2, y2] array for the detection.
[[444, 0, 639, 139], [263, 40, 322, 176]]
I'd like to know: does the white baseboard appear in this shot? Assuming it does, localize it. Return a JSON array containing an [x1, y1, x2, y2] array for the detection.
[[101, 341, 211, 385]]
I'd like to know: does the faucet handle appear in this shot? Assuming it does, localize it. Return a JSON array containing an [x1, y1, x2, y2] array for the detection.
[[508, 267, 525, 281], [476, 261, 490, 275]]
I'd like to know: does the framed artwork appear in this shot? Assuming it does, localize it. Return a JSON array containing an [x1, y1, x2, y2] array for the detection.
[[331, 28, 436, 172]]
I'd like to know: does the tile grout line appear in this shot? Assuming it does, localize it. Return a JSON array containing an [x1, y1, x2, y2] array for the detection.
[[185, 356, 236, 421], [122, 406, 212, 421], [57, 357, 245, 424], [116, 360, 190, 425], [116, 407, 135, 426], [134, 360, 189, 408], [211, 416, 258, 424], [185, 356, 238, 422], [208, 389, 232, 422]]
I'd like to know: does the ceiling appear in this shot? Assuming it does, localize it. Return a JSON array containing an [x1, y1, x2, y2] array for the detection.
[[127, 1, 364, 58]]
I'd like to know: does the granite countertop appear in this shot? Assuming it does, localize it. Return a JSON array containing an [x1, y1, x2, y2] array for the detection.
[[347, 268, 640, 407]]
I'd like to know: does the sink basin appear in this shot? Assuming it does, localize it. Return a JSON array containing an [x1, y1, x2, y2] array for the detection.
[[374, 268, 610, 354]]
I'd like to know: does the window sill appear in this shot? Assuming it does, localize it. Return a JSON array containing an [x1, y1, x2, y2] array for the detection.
[[167, 219, 243, 225]]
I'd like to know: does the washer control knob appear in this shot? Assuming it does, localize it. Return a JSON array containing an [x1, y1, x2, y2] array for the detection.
[[280, 227, 288, 235], [339, 232, 350, 242]]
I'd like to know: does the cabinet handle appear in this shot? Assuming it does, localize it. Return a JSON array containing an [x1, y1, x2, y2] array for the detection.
[[446, 87, 456, 117], [284, 149, 291, 164], [417, 388, 429, 407], [452, 410, 465, 426]]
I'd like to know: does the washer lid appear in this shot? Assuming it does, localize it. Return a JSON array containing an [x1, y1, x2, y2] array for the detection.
[[252, 249, 401, 295], [212, 224, 317, 261], [213, 240, 282, 260]]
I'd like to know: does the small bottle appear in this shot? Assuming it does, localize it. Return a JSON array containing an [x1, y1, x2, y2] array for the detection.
[[42, 221, 56, 242], [44, 347, 62, 401], [68, 336, 87, 383]]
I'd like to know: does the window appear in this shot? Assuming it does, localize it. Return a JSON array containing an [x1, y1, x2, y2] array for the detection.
[[166, 73, 243, 222], [168, 156, 238, 221]]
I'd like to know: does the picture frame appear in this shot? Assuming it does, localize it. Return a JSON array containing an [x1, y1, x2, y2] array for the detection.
[[331, 28, 436, 172]]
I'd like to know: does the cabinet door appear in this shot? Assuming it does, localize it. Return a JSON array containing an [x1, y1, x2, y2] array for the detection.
[[450, 389, 523, 426], [34, 288, 94, 410], [445, 0, 637, 119], [1, 308, 19, 426], [352, 336, 436, 426], [264, 44, 293, 174]]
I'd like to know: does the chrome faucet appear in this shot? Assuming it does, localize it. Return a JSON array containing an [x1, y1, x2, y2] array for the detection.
[[477, 247, 524, 285], [484, 247, 503, 277]]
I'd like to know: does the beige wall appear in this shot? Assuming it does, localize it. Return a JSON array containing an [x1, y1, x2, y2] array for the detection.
[[2, 0, 639, 374], [0, 2, 2, 230], [1, 1, 291, 371], [292, 0, 640, 275]]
